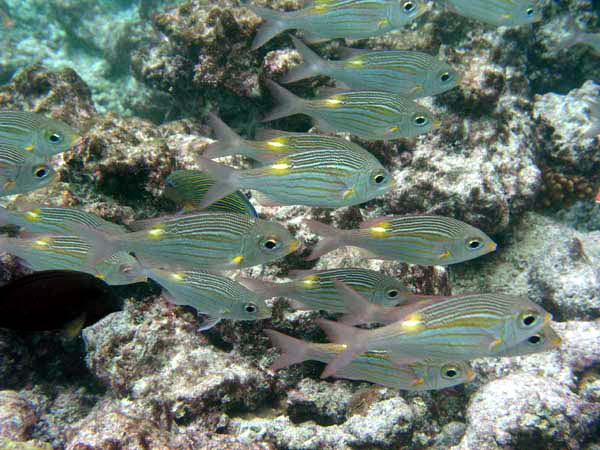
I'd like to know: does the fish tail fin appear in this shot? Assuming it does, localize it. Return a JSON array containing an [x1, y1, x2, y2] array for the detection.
[[249, 6, 288, 50], [316, 319, 367, 378], [262, 80, 305, 122], [237, 277, 289, 298], [282, 36, 330, 84], [194, 157, 243, 209], [264, 329, 311, 370], [302, 219, 344, 261], [204, 112, 244, 159], [333, 279, 380, 326]]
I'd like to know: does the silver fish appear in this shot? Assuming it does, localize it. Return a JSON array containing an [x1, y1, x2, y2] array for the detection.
[[284, 36, 461, 97], [263, 81, 437, 141], [250, 0, 426, 50], [304, 215, 497, 266], [0, 144, 55, 196], [265, 329, 475, 390], [444, 0, 542, 27]]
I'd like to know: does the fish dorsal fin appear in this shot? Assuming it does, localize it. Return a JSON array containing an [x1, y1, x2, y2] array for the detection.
[[63, 312, 87, 338]]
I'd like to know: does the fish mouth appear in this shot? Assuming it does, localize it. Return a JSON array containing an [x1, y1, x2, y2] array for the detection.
[[487, 242, 498, 252], [288, 239, 300, 253], [544, 313, 553, 324]]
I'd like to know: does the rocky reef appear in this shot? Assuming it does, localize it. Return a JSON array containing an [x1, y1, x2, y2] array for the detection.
[[0, 0, 599, 449]]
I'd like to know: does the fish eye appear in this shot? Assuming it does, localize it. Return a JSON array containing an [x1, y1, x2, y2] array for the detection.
[[372, 171, 387, 184], [244, 303, 257, 313], [414, 115, 428, 126], [528, 335, 543, 345], [386, 289, 399, 298], [466, 238, 482, 250], [48, 132, 63, 144], [518, 312, 540, 328], [440, 72, 451, 83], [261, 237, 281, 251], [34, 166, 49, 179], [526, 7, 534, 16], [402, 1, 415, 12], [442, 365, 460, 379]]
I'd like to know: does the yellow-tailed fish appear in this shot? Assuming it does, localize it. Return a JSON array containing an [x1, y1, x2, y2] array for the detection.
[[265, 329, 475, 391], [263, 81, 436, 141], [240, 268, 412, 314], [444, 0, 542, 27], [0, 234, 142, 285], [316, 293, 552, 378], [284, 36, 460, 97], [250, 0, 426, 50], [204, 112, 373, 164], [165, 170, 258, 217], [0, 144, 55, 196], [62, 212, 298, 271], [303, 215, 497, 265], [125, 265, 271, 330], [0, 111, 80, 157], [193, 148, 394, 208]]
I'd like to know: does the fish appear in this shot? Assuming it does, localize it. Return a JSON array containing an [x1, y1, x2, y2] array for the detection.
[[264, 329, 475, 390], [204, 112, 373, 164], [263, 81, 437, 141], [0, 204, 126, 235], [0, 146, 55, 196], [240, 268, 412, 314], [63, 212, 299, 271], [0, 234, 143, 285], [495, 324, 561, 357], [250, 0, 426, 50], [557, 26, 600, 55], [164, 170, 258, 217], [283, 36, 461, 97], [316, 293, 552, 378], [303, 215, 497, 266], [126, 265, 271, 329], [0, 111, 80, 157], [0, 270, 121, 335], [443, 0, 542, 27], [193, 147, 394, 208]]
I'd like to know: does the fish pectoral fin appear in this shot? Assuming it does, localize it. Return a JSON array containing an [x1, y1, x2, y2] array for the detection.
[[198, 316, 222, 331], [63, 313, 87, 338]]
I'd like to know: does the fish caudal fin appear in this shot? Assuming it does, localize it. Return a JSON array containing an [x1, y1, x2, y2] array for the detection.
[[302, 219, 344, 261], [281, 36, 329, 84], [316, 319, 366, 378], [333, 279, 380, 326], [264, 329, 311, 370], [249, 6, 288, 50], [194, 157, 242, 209], [262, 80, 305, 122], [204, 113, 244, 159]]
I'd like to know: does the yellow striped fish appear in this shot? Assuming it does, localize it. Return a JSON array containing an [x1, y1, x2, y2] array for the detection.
[[250, 0, 426, 50], [164, 170, 258, 217], [495, 324, 561, 357], [284, 36, 461, 97], [263, 81, 437, 141], [265, 329, 475, 391], [0, 110, 80, 157], [0, 143, 55, 196], [193, 149, 394, 208], [304, 215, 496, 266], [316, 293, 552, 378], [444, 0, 542, 27], [204, 113, 372, 164]]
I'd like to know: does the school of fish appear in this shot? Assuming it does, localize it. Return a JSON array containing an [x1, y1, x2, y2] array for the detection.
[[1, 0, 579, 392]]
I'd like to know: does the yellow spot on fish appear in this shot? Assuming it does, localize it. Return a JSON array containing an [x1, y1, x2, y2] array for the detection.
[[487, 242, 497, 252], [411, 377, 425, 386], [289, 239, 299, 253], [33, 238, 51, 248], [25, 209, 42, 222], [389, 126, 400, 133], [433, 120, 441, 129], [347, 58, 364, 68], [378, 18, 390, 28], [489, 338, 503, 351], [301, 274, 319, 288], [551, 335, 562, 346], [466, 370, 475, 381], [401, 313, 423, 333], [3, 180, 16, 190], [268, 157, 292, 175], [409, 85, 424, 96], [544, 313, 553, 324], [147, 226, 166, 238], [343, 187, 356, 200], [95, 273, 106, 280], [267, 140, 286, 149], [439, 250, 452, 259], [325, 97, 343, 107], [170, 272, 185, 281], [232, 255, 244, 265], [501, 13, 513, 20], [369, 221, 391, 238], [25, 145, 34, 152]]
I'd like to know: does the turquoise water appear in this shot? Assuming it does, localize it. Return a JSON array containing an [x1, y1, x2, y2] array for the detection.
[[0, 0, 599, 449]]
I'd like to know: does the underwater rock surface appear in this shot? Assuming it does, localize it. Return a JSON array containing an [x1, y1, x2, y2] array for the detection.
[[0, 0, 599, 449]]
